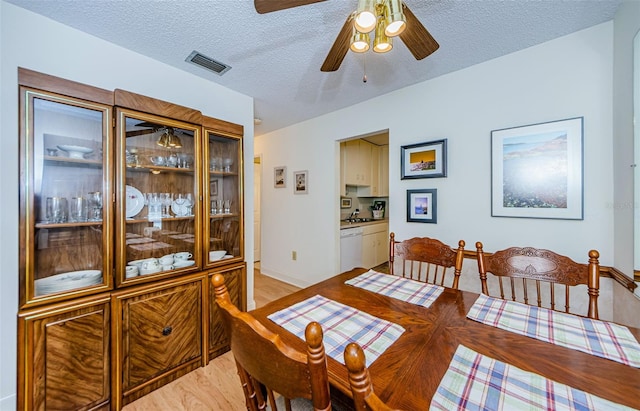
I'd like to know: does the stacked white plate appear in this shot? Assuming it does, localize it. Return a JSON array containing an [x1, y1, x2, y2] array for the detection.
[[35, 270, 102, 296]]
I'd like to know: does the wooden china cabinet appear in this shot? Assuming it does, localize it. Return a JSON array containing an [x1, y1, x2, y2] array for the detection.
[[17, 69, 246, 410]]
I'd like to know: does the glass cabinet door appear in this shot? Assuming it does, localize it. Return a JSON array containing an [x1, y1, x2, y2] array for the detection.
[[205, 131, 243, 266], [116, 109, 201, 284], [19, 88, 113, 307]]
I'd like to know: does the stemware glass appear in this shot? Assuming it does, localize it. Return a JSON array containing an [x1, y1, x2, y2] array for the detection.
[[146, 192, 162, 219], [161, 193, 173, 217], [174, 193, 187, 216], [185, 193, 194, 216], [223, 158, 233, 172], [224, 199, 231, 214]]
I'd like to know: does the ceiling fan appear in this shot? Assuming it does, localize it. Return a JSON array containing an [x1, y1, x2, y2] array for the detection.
[[254, 0, 439, 72]]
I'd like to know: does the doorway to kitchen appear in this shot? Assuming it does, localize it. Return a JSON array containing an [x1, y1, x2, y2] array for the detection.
[[339, 130, 390, 271]]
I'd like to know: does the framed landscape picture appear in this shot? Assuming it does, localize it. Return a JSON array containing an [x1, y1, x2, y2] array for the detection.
[[491, 117, 583, 220], [401, 139, 447, 179], [407, 189, 437, 223]]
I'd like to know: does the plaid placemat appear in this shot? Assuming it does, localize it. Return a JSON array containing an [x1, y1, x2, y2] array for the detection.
[[467, 294, 640, 368], [345, 270, 444, 308], [430, 345, 634, 410], [268, 294, 405, 366]]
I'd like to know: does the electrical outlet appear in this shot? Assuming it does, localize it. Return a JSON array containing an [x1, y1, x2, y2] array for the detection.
[[292, 251, 297, 261]]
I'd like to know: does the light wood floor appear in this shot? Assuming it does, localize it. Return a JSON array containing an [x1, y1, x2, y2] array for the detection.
[[122, 268, 301, 411]]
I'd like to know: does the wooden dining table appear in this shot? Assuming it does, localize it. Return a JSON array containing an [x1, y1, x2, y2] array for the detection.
[[250, 268, 640, 410]]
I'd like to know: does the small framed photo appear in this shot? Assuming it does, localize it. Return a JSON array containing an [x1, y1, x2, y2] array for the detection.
[[274, 166, 286, 188], [401, 139, 447, 179], [293, 170, 308, 194], [211, 180, 218, 197], [341, 197, 352, 208], [491, 117, 583, 220], [407, 189, 437, 223]]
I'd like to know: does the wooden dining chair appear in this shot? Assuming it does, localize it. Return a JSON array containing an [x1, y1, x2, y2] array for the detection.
[[212, 274, 332, 411], [475, 242, 601, 319], [389, 232, 466, 289], [343, 342, 403, 411]]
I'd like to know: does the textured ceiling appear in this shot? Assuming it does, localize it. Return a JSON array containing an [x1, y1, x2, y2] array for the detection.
[[6, 0, 621, 135]]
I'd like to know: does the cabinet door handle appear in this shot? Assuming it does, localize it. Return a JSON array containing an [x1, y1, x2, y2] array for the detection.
[[162, 326, 173, 336]]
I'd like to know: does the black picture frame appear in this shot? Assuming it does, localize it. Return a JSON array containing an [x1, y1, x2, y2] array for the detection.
[[407, 189, 437, 223], [401, 139, 447, 179]]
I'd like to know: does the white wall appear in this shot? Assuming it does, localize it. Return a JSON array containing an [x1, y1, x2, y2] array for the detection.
[[0, 2, 255, 408], [612, 0, 640, 324], [256, 23, 621, 298]]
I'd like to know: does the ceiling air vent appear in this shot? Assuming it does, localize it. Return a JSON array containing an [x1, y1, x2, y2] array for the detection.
[[186, 51, 231, 76]]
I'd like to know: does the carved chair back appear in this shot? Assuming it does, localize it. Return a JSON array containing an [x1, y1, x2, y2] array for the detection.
[[475, 242, 600, 319], [389, 233, 465, 289]]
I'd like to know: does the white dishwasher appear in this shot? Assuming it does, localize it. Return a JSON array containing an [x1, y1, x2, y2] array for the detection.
[[340, 226, 363, 272]]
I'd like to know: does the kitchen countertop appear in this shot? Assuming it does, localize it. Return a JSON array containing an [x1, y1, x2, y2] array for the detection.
[[340, 219, 388, 229]]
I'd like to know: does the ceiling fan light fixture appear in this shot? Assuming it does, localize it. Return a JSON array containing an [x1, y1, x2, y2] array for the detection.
[[373, 15, 392, 53], [384, 0, 406, 37], [350, 29, 371, 53], [354, 0, 377, 33]]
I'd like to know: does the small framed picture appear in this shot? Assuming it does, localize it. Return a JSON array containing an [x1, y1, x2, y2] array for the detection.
[[407, 189, 437, 223], [211, 180, 218, 197], [274, 166, 286, 188], [341, 198, 352, 208], [293, 170, 308, 194], [401, 139, 447, 179]]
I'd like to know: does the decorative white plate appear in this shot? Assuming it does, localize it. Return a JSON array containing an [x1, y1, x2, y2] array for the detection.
[[57, 144, 93, 159], [171, 201, 192, 217], [35, 270, 102, 295], [126, 185, 145, 218]]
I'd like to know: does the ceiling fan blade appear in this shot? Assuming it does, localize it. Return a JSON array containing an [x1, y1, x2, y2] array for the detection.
[[126, 129, 155, 138], [399, 3, 439, 60], [321, 14, 353, 72], [254, 0, 327, 14]]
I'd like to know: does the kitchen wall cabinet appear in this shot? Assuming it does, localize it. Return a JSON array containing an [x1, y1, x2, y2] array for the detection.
[[17, 68, 246, 410], [354, 144, 389, 198], [362, 223, 389, 268], [379, 145, 389, 197], [343, 139, 372, 186]]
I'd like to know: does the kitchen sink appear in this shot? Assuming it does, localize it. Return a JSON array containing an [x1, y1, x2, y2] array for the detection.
[[342, 218, 373, 223]]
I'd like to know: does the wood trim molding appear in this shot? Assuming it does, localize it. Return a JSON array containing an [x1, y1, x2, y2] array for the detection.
[[202, 115, 244, 137], [461, 250, 637, 292], [114, 89, 202, 124], [18, 67, 113, 105]]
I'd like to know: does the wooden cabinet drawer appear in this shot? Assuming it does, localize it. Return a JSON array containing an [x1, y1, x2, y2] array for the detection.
[[18, 295, 111, 411]]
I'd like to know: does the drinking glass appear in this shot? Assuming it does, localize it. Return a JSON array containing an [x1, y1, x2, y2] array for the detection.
[[69, 196, 88, 222], [46, 196, 68, 223], [87, 191, 102, 221]]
